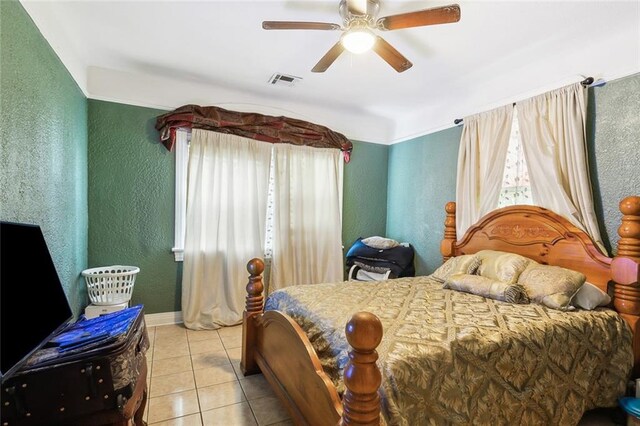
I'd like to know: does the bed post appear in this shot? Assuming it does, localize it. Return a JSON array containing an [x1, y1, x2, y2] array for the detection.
[[612, 196, 640, 374], [612, 196, 640, 313], [441, 201, 457, 262], [241, 258, 265, 376], [341, 312, 383, 426]]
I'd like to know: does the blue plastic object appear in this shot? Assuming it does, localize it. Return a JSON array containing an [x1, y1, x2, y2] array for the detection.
[[49, 305, 143, 352], [619, 397, 640, 419]]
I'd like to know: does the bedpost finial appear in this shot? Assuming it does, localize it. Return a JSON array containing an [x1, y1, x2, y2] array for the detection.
[[617, 196, 640, 260], [620, 196, 640, 217], [342, 312, 382, 426], [618, 196, 640, 241], [345, 312, 383, 352], [247, 258, 265, 276], [442, 201, 457, 262], [445, 201, 456, 214], [245, 258, 265, 313]]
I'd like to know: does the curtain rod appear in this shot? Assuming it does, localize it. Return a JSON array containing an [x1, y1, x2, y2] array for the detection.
[[453, 77, 597, 125]]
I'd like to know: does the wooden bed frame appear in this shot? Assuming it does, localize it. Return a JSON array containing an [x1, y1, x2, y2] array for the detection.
[[241, 196, 640, 426]]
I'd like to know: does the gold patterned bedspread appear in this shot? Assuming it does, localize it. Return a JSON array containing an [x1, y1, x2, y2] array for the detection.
[[264, 276, 633, 426]]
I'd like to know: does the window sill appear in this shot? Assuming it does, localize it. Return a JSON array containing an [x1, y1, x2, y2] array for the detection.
[[172, 248, 184, 262]]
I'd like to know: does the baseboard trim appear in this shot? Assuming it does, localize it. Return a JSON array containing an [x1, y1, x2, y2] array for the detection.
[[145, 311, 183, 327]]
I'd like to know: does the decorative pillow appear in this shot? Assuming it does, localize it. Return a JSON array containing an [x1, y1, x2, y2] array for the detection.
[[475, 250, 532, 284], [443, 273, 530, 304], [362, 236, 400, 250], [517, 263, 586, 310], [431, 255, 481, 283], [570, 282, 612, 310]]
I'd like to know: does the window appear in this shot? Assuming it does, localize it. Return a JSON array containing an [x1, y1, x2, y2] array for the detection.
[[172, 129, 189, 261], [173, 132, 342, 268], [174, 135, 278, 263], [498, 109, 532, 208]]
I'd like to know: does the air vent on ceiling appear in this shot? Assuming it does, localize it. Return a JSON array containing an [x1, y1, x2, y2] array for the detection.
[[268, 73, 302, 87]]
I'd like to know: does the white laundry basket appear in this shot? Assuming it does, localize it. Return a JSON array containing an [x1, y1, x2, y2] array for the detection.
[[82, 265, 140, 306]]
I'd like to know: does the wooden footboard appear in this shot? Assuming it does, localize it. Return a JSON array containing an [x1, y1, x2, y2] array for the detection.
[[241, 259, 383, 426]]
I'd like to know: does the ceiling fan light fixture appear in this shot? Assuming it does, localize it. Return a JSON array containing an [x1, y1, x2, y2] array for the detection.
[[263, 1, 461, 72], [341, 28, 375, 54]]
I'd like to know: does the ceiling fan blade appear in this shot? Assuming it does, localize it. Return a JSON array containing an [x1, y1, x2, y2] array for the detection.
[[372, 36, 413, 73], [377, 4, 461, 31], [262, 21, 341, 30], [346, 0, 367, 15], [311, 41, 345, 73]]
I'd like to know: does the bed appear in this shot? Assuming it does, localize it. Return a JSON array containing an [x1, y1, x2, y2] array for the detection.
[[241, 196, 640, 426]]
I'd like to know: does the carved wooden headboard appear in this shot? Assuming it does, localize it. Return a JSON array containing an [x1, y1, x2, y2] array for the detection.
[[440, 203, 612, 289], [440, 196, 640, 372]]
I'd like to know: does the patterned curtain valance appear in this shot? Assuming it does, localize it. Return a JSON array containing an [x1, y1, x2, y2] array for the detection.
[[155, 104, 353, 162]]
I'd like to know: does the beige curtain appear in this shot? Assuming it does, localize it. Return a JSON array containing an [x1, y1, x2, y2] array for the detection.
[[517, 83, 606, 253], [182, 129, 272, 329], [456, 105, 514, 237], [269, 144, 344, 291]]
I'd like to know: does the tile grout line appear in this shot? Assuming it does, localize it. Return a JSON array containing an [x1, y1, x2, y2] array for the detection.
[[187, 328, 205, 426]]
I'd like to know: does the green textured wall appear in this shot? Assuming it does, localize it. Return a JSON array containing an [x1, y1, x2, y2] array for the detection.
[[342, 140, 389, 253], [587, 73, 640, 255], [386, 128, 462, 276], [386, 74, 640, 275], [88, 100, 180, 314], [0, 0, 88, 316]]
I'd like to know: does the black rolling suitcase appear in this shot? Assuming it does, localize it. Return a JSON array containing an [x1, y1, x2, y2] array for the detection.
[[1, 304, 149, 426]]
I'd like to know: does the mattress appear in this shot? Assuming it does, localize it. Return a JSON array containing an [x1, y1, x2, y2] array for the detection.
[[265, 276, 633, 426]]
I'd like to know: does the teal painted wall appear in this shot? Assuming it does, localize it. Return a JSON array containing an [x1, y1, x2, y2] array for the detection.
[[342, 140, 389, 253], [87, 101, 389, 313], [88, 100, 181, 314], [587, 73, 640, 255], [386, 128, 462, 276], [0, 0, 88, 316], [386, 74, 640, 275]]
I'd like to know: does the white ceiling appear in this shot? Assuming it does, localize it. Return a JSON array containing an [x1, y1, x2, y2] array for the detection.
[[21, 0, 640, 144]]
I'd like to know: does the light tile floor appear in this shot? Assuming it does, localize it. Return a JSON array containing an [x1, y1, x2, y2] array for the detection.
[[143, 323, 623, 425], [143, 323, 292, 426]]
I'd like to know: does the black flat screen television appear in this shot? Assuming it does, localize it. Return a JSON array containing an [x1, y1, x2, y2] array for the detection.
[[0, 222, 74, 383]]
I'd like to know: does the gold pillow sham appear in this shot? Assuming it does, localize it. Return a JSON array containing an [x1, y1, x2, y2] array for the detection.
[[443, 273, 530, 304], [431, 255, 481, 283], [517, 263, 586, 310], [475, 249, 532, 284]]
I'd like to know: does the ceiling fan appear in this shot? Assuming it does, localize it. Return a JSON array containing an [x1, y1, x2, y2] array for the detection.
[[262, 0, 461, 73]]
